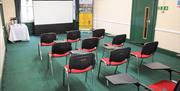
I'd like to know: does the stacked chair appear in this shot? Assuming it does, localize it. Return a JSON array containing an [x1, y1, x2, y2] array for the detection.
[[38, 32, 57, 60], [98, 47, 131, 78], [48, 42, 72, 76], [131, 41, 159, 79], [38, 31, 179, 91], [66, 30, 81, 49], [63, 53, 96, 91]]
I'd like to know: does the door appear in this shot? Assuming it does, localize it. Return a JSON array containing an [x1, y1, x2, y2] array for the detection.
[[130, 0, 158, 43]]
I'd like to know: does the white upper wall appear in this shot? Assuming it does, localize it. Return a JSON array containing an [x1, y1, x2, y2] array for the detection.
[[93, 0, 132, 38], [155, 0, 180, 53], [94, 0, 180, 53]]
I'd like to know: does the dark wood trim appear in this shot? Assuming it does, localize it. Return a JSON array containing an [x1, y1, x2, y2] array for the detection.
[[34, 23, 74, 35]]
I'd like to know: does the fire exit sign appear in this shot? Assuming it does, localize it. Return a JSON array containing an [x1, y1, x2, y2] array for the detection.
[[158, 6, 169, 11]]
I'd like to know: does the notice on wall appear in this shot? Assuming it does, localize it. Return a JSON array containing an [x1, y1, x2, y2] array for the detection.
[[80, 0, 92, 4], [177, 0, 180, 8], [79, 0, 93, 31]]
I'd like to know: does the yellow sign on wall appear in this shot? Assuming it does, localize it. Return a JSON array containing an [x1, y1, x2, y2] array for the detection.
[[79, 12, 92, 30], [79, 0, 93, 31]]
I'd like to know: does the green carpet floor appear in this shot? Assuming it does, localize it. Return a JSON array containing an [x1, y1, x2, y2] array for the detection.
[[2, 33, 180, 91]]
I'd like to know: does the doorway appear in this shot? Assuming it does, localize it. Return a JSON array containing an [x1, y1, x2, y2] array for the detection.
[[130, 0, 158, 43]]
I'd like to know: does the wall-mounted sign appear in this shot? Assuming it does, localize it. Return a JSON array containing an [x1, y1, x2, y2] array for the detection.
[[177, 0, 180, 8], [158, 6, 169, 10], [158, 6, 169, 13], [79, 0, 93, 31], [80, 0, 92, 4]]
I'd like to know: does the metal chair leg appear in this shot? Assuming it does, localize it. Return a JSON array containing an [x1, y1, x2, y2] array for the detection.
[[106, 80, 109, 86], [63, 69, 66, 86], [140, 59, 143, 67], [85, 72, 88, 83], [49, 55, 53, 76], [136, 57, 140, 80], [38, 43, 42, 61], [91, 70, 94, 89], [102, 47, 105, 58], [75, 42, 78, 49], [152, 54, 154, 62], [95, 50, 98, 62], [66, 56, 68, 64], [126, 59, 130, 73], [114, 66, 119, 74], [67, 72, 70, 91], [98, 61, 102, 78]]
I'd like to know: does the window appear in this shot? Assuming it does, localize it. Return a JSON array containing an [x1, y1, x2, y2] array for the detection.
[[21, 0, 33, 22]]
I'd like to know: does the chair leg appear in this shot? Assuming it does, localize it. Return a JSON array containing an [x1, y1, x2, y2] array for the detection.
[[106, 80, 109, 86], [102, 48, 106, 58], [91, 70, 94, 88], [126, 59, 130, 73], [49, 55, 53, 76], [114, 66, 119, 74], [95, 50, 98, 62], [135, 57, 140, 80], [85, 72, 88, 83], [67, 72, 70, 91], [38, 44, 42, 61], [63, 69, 66, 86], [98, 61, 102, 78], [140, 59, 143, 67], [75, 42, 78, 49], [152, 55, 154, 62], [66, 56, 68, 64]]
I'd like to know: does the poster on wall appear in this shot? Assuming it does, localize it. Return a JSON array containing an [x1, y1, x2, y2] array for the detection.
[[177, 0, 180, 8], [80, 0, 92, 4], [79, 0, 93, 31]]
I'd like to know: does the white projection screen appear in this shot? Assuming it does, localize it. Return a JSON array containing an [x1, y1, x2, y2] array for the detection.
[[33, 1, 73, 25]]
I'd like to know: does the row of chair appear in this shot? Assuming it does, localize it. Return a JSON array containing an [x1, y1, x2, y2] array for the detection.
[[62, 46, 180, 91], [38, 29, 105, 61], [37, 29, 179, 91]]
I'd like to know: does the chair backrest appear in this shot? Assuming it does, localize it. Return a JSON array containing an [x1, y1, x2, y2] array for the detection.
[[92, 29, 105, 38], [69, 53, 95, 70], [40, 32, 56, 43], [112, 34, 126, 45], [52, 42, 72, 54], [67, 30, 80, 40], [141, 41, 158, 55], [174, 80, 180, 91], [110, 47, 131, 62], [82, 38, 99, 49]]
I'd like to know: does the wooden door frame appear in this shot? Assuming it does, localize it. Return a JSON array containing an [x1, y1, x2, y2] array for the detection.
[[130, 0, 159, 42]]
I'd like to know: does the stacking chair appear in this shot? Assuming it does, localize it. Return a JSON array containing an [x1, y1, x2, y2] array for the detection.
[[98, 47, 131, 78], [143, 62, 180, 91], [102, 34, 126, 57], [78, 38, 99, 60], [92, 29, 105, 39], [92, 29, 105, 49], [145, 69, 180, 91], [131, 41, 158, 79], [131, 41, 158, 64], [104, 34, 126, 47], [48, 42, 72, 76], [66, 30, 81, 49], [148, 80, 180, 91], [63, 53, 96, 91], [38, 32, 57, 60]]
